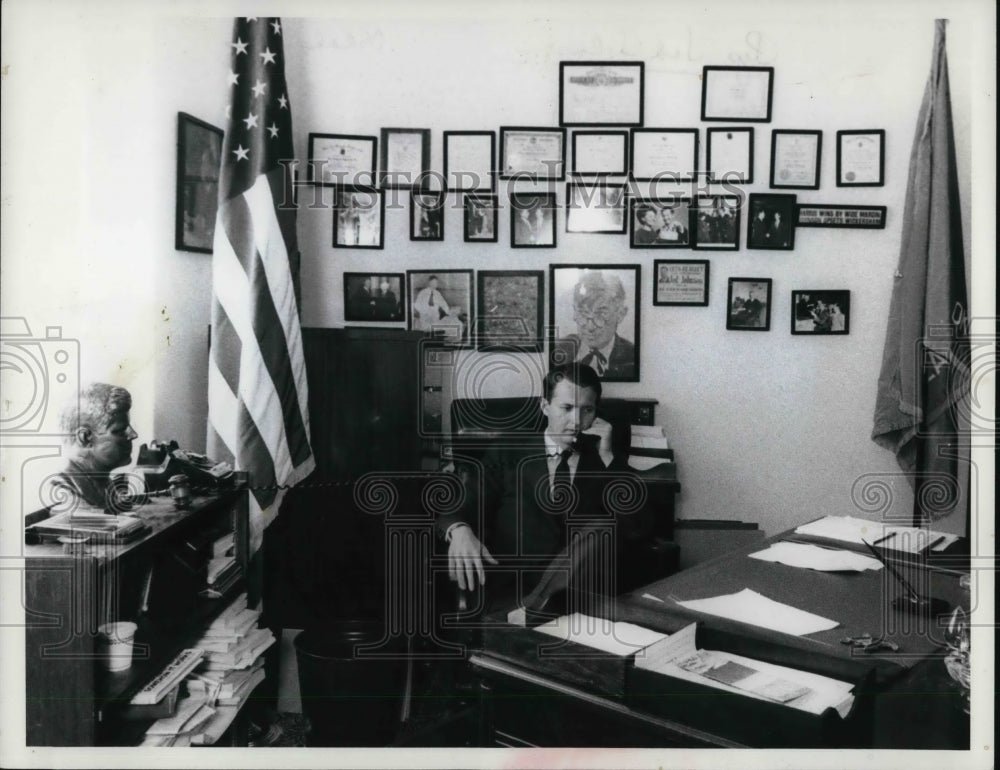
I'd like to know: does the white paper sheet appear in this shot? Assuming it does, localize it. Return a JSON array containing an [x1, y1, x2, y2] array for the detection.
[[532, 612, 668, 656], [748, 541, 883, 572], [677, 588, 839, 636], [794, 515, 960, 553]]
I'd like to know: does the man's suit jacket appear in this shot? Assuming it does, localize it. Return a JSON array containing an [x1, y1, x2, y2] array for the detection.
[[552, 334, 636, 380]]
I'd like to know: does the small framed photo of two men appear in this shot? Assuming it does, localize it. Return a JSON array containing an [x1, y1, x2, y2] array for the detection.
[[746, 193, 797, 250], [791, 290, 850, 335], [343, 273, 405, 323], [549, 264, 640, 382]]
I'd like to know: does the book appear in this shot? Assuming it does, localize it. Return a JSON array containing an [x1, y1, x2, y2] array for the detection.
[[130, 648, 204, 705], [119, 683, 180, 720]]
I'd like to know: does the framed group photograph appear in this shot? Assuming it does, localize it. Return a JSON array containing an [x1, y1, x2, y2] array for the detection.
[[796, 204, 887, 229], [175, 112, 223, 253], [706, 127, 754, 184], [410, 192, 445, 241], [630, 128, 699, 182], [837, 129, 885, 186], [565, 183, 627, 234], [510, 192, 557, 248], [747, 193, 797, 250], [444, 131, 495, 192], [407, 269, 474, 347], [726, 278, 772, 331], [630, 197, 692, 248], [332, 188, 384, 249], [464, 194, 498, 242], [307, 133, 376, 187], [499, 127, 566, 181], [791, 289, 851, 335], [701, 66, 774, 123], [571, 130, 629, 176], [559, 61, 644, 127], [476, 270, 544, 352], [379, 127, 431, 189], [549, 264, 641, 383], [344, 272, 405, 323], [770, 130, 822, 189], [692, 195, 741, 250], [654, 260, 709, 306]]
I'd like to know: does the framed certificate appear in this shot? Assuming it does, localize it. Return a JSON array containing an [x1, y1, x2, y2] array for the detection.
[[701, 66, 774, 123], [500, 127, 566, 181], [706, 127, 754, 184], [444, 131, 495, 192], [379, 127, 431, 189], [630, 128, 699, 182], [770, 130, 822, 190], [654, 260, 709, 306], [566, 183, 627, 234], [307, 133, 376, 187], [559, 61, 644, 127], [837, 129, 885, 186], [572, 131, 628, 176]]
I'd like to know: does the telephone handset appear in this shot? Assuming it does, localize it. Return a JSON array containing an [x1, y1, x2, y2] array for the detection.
[[572, 432, 601, 455]]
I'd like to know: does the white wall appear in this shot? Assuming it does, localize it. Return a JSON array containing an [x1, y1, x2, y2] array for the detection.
[[2, 0, 992, 537]]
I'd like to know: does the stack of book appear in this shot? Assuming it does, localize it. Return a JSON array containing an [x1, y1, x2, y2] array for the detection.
[[199, 531, 241, 599], [628, 425, 671, 470], [139, 696, 217, 747]]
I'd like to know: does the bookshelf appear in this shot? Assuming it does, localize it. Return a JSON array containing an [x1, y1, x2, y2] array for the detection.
[[24, 487, 250, 746]]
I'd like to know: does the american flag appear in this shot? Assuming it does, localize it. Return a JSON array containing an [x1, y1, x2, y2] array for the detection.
[[208, 17, 314, 553]]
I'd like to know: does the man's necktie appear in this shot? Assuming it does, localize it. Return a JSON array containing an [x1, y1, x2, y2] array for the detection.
[[580, 349, 608, 376], [548, 449, 572, 508], [429, 291, 435, 307]]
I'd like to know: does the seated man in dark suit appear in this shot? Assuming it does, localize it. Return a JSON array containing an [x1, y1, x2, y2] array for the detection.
[[437, 363, 638, 618]]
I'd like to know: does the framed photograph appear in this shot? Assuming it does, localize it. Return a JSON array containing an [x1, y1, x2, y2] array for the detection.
[[464, 194, 498, 242], [770, 130, 822, 189], [407, 269, 474, 347], [707, 127, 754, 184], [410, 191, 445, 241], [510, 192, 557, 248], [499, 127, 566, 181], [379, 127, 431, 189], [654, 260, 709, 306], [747, 193, 797, 250], [332, 187, 384, 249], [444, 131, 495, 192], [796, 204, 887, 229], [343, 272, 405, 322], [630, 197, 692, 248], [175, 112, 223, 253], [559, 61, 644, 127], [307, 133, 376, 187], [566, 183, 627, 234], [837, 129, 885, 186], [549, 264, 641, 383], [572, 131, 629, 176], [692, 195, 741, 250], [701, 66, 774, 123], [791, 290, 851, 335], [476, 270, 544, 352], [630, 128, 699, 182], [726, 278, 772, 331]]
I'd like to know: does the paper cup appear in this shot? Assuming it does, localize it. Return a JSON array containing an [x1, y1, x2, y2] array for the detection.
[[97, 621, 137, 672]]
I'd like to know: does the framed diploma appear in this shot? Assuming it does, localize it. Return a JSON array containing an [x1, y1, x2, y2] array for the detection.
[[565, 183, 627, 234], [796, 204, 887, 229], [559, 61, 644, 127], [770, 130, 822, 190], [572, 131, 628, 176], [307, 133, 376, 187], [630, 128, 699, 182], [379, 127, 431, 189], [499, 127, 566, 181], [837, 129, 885, 186], [706, 127, 754, 184], [444, 131, 495, 192], [701, 66, 774, 123], [654, 260, 709, 306]]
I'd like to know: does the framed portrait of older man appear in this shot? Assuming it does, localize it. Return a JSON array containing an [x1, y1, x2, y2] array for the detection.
[[549, 264, 641, 382]]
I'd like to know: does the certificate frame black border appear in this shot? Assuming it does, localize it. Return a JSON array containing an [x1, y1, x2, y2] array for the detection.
[[443, 130, 496, 193], [629, 128, 700, 183], [571, 130, 629, 177], [499, 126, 567, 181], [706, 127, 755, 185], [378, 127, 431, 190], [559, 60, 645, 128], [770, 129, 823, 190], [306, 132, 377, 187], [836, 129, 886, 187], [701, 66, 775, 123]]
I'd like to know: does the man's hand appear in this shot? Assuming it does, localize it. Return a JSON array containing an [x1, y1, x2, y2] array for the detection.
[[448, 525, 497, 591], [581, 416, 614, 467]]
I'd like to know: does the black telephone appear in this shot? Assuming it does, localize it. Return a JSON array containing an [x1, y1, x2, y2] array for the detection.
[[572, 432, 601, 454], [135, 440, 234, 492]]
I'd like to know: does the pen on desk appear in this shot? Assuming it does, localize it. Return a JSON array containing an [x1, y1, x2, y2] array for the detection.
[[861, 539, 921, 602], [925, 535, 945, 552], [871, 532, 896, 546]]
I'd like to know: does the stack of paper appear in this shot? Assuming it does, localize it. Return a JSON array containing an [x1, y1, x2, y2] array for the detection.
[[794, 515, 959, 553], [628, 425, 672, 471], [139, 695, 216, 747], [635, 622, 855, 717], [676, 588, 839, 636], [532, 612, 669, 656], [748, 542, 883, 572]]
